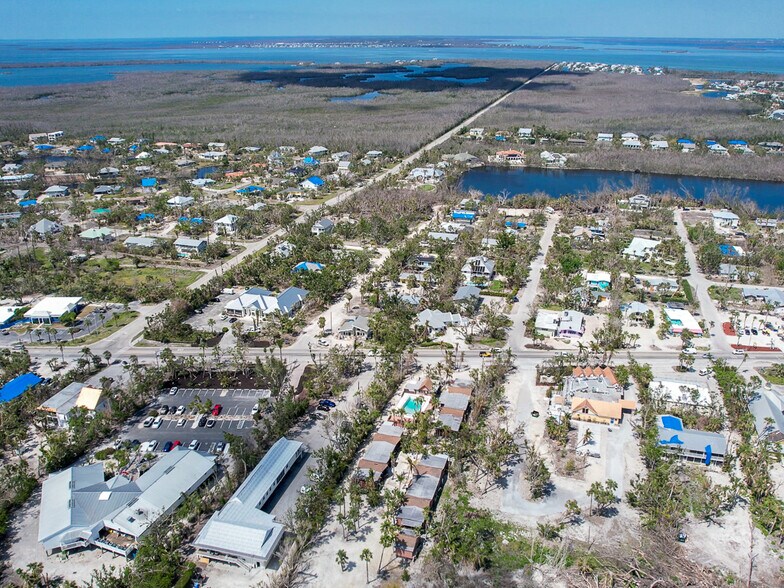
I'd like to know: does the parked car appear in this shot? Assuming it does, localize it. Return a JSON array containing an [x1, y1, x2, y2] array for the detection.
[[176, 405, 186, 415], [215, 441, 226, 453], [211, 404, 223, 416], [188, 440, 200, 450], [152, 417, 163, 428], [251, 403, 261, 416], [146, 440, 158, 452], [317, 338, 329, 347], [479, 351, 493, 357], [682, 348, 697, 355], [172, 440, 182, 449], [206, 418, 216, 428], [142, 417, 155, 428], [159, 405, 170, 415], [162, 441, 173, 452], [198, 414, 208, 427], [316, 405, 331, 412], [176, 418, 187, 427], [319, 399, 336, 408], [169, 387, 178, 395], [732, 349, 746, 355], [751, 329, 759, 336]]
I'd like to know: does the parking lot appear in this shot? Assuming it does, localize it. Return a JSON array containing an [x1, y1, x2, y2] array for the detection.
[[121, 387, 271, 451]]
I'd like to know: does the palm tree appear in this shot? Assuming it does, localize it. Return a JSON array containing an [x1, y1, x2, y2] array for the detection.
[[335, 549, 348, 572], [360, 548, 373, 583]]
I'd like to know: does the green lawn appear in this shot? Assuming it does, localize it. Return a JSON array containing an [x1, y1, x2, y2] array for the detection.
[[110, 267, 203, 288], [62, 311, 140, 346]]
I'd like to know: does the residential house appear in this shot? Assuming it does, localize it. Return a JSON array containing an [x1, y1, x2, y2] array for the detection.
[[540, 150, 567, 167], [338, 316, 371, 339], [570, 397, 635, 425], [622, 237, 661, 260], [224, 287, 309, 319], [24, 297, 82, 324], [741, 287, 784, 307], [43, 185, 69, 197], [461, 255, 495, 283], [453, 284, 482, 306], [468, 128, 485, 139], [300, 176, 325, 191], [214, 214, 239, 236], [167, 195, 194, 208], [535, 309, 586, 338], [517, 127, 533, 139], [407, 167, 444, 182], [664, 307, 703, 336], [712, 210, 740, 231], [437, 385, 473, 432], [585, 270, 611, 291], [621, 132, 639, 141], [623, 301, 651, 323], [677, 138, 697, 152], [79, 228, 114, 243], [123, 236, 158, 250], [174, 237, 207, 257], [38, 382, 107, 429], [657, 415, 726, 465], [28, 218, 62, 237], [311, 218, 335, 235], [755, 218, 779, 229], [308, 146, 328, 156], [416, 309, 467, 334], [373, 422, 405, 446], [93, 185, 121, 196], [622, 138, 643, 150], [404, 376, 434, 395], [357, 441, 397, 483], [628, 194, 651, 209], [634, 274, 679, 293], [749, 388, 784, 442], [492, 149, 525, 164], [292, 261, 324, 273], [596, 133, 614, 143], [650, 140, 669, 150], [273, 241, 296, 258], [650, 380, 712, 410]]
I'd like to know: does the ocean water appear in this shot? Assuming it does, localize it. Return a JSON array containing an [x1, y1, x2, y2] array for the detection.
[[1, 36, 783, 87]]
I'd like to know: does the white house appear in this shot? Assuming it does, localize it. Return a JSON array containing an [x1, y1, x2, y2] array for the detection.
[[28, 219, 63, 237], [308, 145, 329, 156], [518, 127, 533, 138], [623, 237, 661, 260], [468, 128, 485, 139], [664, 307, 703, 336], [274, 241, 296, 258], [461, 255, 495, 283], [300, 176, 325, 191], [712, 210, 740, 230], [214, 214, 239, 236], [167, 195, 194, 208], [535, 309, 586, 338], [43, 185, 69, 197], [628, 194, 651, 210], [25, 297, 82, 324], [621, 132, 639, 141], [650, 140, 669, 151], [174, 237, 207, 257], [311, 218, 335, 235], [540, 151, 567, 167], [225, 287, 308, 319], [407, 167, 444, 182], [623, 138, 643, 150], [596, 133, 614, 142]]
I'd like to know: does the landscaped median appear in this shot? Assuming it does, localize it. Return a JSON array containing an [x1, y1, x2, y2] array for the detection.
[[26, 311, 140, 347]]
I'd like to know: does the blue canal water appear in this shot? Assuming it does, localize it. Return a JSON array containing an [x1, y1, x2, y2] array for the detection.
[[330, 91, 382, 103], [459, 167, 784, 212], [1, 37, 784, 86], [196, 166, 217, 179]]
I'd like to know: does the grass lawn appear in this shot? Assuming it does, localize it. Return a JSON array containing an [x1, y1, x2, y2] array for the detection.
[[761, 366, 784, 385], [487, 280, 506, 293], [418, 183, 436, 191], [62, 311, 140, 346], [708, 284, 742, 302], [110, 267, 203, 288]]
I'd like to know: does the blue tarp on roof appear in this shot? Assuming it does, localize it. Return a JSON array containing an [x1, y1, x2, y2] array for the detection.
[[303, 157, 319, 166], [728, 140, 748, 146], [505, 220, 527, 228], [305, 176, 324, 186], [77, 144, 94, 152], [19, 200, 37, 208], [705, 140, 718, 146], [102, 148, 111, 153], [719, 244, 738, 257], [0, 373, 42, 403], [660, 415, 683, 431], [178, 216, 203, 225], [136, 212, 155, 221], [34, 144, 54, 151], [677, 138, 694, 144], [92, 135, 106, 142], [141, 177, 157, 187], [292, 261, 324, 273], [452, 210, 477, 220]]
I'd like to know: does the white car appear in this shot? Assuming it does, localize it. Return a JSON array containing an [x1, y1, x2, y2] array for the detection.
[[169, 387, 178, 395], [732, 348, 746, 356], [142, 416, 154, 428], [317, 339, 329, 347], [300, 485, 313, 494], [251, 404, 261, 416], [152, 416, 163, 428], [176, 418, 187, 427], [188, 439, 200, 450], [682, 347, 697, 355], [175, 405, 186, 415]]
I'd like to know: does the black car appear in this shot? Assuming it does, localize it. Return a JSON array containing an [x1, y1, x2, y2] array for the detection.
[[215, 441, 226, 453], [316, 405, 331, 412], [162, 441, 173, 452], [319, 399, 337, 408], [198, 414, 208, 427]]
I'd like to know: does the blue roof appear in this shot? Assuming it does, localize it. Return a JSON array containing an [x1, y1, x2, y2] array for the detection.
[[676, 138, 694, 143], [306, 176, 324, 186], [303, 157, 319, 165], [34, 144, 54, 151], [136, 212, 155, 221], [0, 373, 42, 403], [719, 244, 738, 257], [102, 148, 111, 153], [728, 140, 748, 145], [505, 220, 527, 228], [293, 261, 324, 272], [141, 177, 157, 187], [129, 145, 138, 152], [77, 144, 94, 152], [191, 217, 203, 224], [19, 200, 37, 208], [92, 135, 106, 142], [452, 210, 477, 220], [705, 140, 718, 146], [236, 185, 264, 194]]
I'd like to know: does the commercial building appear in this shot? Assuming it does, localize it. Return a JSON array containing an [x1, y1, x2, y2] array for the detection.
[[194, 438, 303, 569], [24, 296, 82, 324], [38, 382, 107, 428], [38, 449, 216, 556]]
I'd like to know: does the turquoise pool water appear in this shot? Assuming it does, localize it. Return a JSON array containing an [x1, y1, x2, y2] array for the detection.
[[402, 397, 423, 415]]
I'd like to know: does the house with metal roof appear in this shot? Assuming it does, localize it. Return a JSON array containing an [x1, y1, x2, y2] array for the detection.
[[338, 315, 371, 339], [657, 415, 726, 466], [225, 287, 308, 319], [311, 217, 334, 235], [742, 287, 784, 307], [79, 227, 114, 243], [535, 309, 585, 338], [167, 195, 194, 208], [28, 218, 62, 237], [214, 214, 239, 235], [25, 296, 82, 324], [749, 388, 784, 442], [622, 237, 661, 260], [712, 210, 740, 230], [124, 236, 158, 249], [461, 255, 495, 283], [416, 309, 467, 334], [39, 449, 215, 556], [38, 382, 107, 428], [194, 438, 302, 569], [174, 237, 207, 257]]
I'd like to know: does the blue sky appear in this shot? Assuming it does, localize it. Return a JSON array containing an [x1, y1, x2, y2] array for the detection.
[[2, 0, 782, 39]]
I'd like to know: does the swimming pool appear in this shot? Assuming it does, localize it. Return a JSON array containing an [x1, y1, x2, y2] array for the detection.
[[402, 397, 423, 415]]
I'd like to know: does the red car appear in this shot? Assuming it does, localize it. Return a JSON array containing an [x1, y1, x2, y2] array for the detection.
[[211, 404, 223, 416], [172, 440, 182, 449]]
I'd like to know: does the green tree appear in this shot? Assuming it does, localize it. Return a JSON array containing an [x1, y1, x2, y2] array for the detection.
[[587, 479, 618, 516], [335, 549, 348, 572], [360, 548, 373, 583]]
